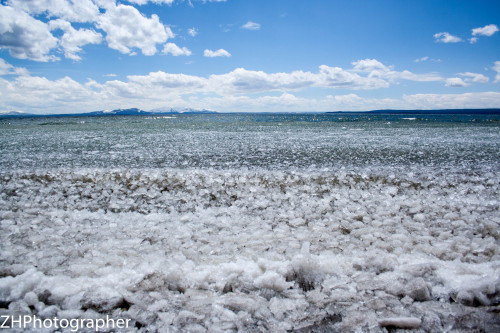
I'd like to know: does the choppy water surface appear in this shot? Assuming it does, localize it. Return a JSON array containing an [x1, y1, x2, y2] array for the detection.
[[1, 113, 499, 332], [1, 113, 499, 170]]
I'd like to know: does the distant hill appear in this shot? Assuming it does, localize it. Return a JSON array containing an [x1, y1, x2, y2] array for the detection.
[[0, 111, 33, 117], [87, 108, 218, 116], [149, 107, 217, 114], [85, 108, 149, 116], [0, 108, 218, 118]]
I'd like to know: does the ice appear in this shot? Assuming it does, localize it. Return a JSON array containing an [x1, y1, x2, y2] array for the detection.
[[0, 167, 499, 332], [81, 287, 126, 312], [254, 271, 291, 292], [378, 317, 421, 328]]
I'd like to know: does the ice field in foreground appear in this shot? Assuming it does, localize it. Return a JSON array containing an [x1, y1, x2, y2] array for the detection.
[[0, 114, 499, 331], [1, 168, 499, 332]]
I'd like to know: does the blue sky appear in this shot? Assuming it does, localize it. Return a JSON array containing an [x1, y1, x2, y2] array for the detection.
[[0, 0, 499, 114]]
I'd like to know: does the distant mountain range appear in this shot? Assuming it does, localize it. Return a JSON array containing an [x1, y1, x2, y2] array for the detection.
[[0, 108, 218, 118], [1, 108, 499, 118]]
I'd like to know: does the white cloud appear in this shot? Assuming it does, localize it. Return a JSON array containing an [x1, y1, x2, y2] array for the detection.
[[241, 21, 261, 30], [126, 0, 226, 4], [188, 27, 198, 37], [445, 77, 468, 87], [0, 75, 99, 113], [97, 4, 174, 56], [0, 59, 15, 75], [105, 60, 447, 97], [6, 0, 100, 23], [108, 60, 444, 96], [199, 91, 500, 112], [49, 19, 102, 61], [458, 72, 489, 83], [472, 24, 499, 37], [389, 70, 443, 83], [319, 65, 389, 89], [351, 59, 391, 72], [493, 61, 500, 83], [415, 56, 429, 63], [434, 32, 462, 43], [350, 59, 442, 84], [162, 42, 192, 56], [0, 5, 59, 62], [414, 56, 441, 63], [210, 67, 317, 93], [3, 59, 498, 113], [204, 48, 231, 57], [92, 0, 116, 10], [3, 69, 500, 114], [0, 59, 27, 76], [469, 37, 478, 44], [126, 0, 175, 5], [127, 71, 206, 89], [402, 92, 500, 110]]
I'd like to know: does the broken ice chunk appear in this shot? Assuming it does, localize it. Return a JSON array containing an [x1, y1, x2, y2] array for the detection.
[[379, 317, 421, 328]]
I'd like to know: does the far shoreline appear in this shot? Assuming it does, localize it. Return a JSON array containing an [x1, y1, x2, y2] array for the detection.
[[1, 108, 500, 119]]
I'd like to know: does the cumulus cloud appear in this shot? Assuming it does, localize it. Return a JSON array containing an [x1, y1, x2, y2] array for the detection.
[[3, 71, 500, 114], [162, 42, 192, 56], [319, 65, 389, 89], [445, 77, 468, 87], [1, 0, 231, 63], [0, 5, 59, 62], [69, 60, 451, 96], [92, 0, 118, 10], [0, 58, 28, 76], [49, 19, 102, 61], [0, 75, 100, 113], [350, 58, 443, 84], [97, 4, 174, 56], [3, 69, 500, 114], [127, 71, 206, 89], [434, 32, 462, 43], [204, 49, 231, 57], [458, 72, 489, 83], [351, 59, 391, 72], [0, 59, 14, 76], [3, 58, 497, 113], [210, 68, 317, 93], [6, 0, 100, 23], [241, 21, 261, 30], [472, 24, 499, 37]]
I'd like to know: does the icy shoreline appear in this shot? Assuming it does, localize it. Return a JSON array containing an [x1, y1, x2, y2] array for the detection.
[[1, 168, 499, 332]]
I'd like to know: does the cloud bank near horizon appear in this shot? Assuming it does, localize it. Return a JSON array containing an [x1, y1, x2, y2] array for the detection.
[[1, 58, 499, 114]]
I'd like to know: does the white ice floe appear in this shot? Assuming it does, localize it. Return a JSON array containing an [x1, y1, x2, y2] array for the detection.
[[0, 167, 499, 332]]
